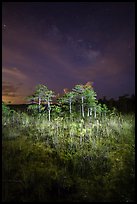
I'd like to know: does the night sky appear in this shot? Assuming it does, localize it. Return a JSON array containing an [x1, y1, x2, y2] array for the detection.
[[2, 2, 135, 104]]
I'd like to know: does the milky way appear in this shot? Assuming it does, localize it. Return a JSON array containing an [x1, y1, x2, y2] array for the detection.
[[2, 2, 135, 104]]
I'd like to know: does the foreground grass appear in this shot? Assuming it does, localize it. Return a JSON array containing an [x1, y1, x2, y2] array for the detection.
[[2, 112, 135, 202]]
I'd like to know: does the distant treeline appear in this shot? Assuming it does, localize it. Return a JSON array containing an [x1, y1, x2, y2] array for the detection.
[[98, 94, 135, 113], [7, 94, 135, 114]]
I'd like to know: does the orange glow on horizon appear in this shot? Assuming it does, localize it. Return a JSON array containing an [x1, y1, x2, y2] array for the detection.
[[2, 95, 26, 104]]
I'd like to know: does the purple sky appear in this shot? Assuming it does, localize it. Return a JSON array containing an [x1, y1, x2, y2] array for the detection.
[[2, 2, 135, 104]]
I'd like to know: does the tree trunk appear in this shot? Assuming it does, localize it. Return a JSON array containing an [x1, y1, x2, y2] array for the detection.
[[69, 98, 72, 114], [48, 100, 51, 122], [81, 96, 84, 118], [38, 97, 41, 113], [90, 107, 92, 116], [94, 107, 96, 119], [87, 108, 90, 117]]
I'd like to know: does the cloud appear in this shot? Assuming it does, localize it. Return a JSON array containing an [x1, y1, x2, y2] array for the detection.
[[2, 95, 27, 104], [86, 50, 100, 60], [2, 45, 27, 66], [3, 23, 101, 79], [2, 81, 19, 96], [2, 20, 134, 102], [2, 67, 33, 104], [2, 81, 27, 104], [2, 67, 28, 80]]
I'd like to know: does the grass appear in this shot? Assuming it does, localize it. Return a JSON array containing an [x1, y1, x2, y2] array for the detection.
[[2, 110, 135, 202]]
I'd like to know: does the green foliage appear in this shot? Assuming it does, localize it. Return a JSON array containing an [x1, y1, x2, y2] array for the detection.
[[27, 104, 39, 114], [33, 84, 55, 102], [2, 83, 135, 202], [26, 82, 109, 119], [27, 84, 55, 121], [83, 86, 97, 107], [57, 82, 99, 118], [51, 105, 62, 118], [2, 109, 135, 202], [2, 102, 11, 116]]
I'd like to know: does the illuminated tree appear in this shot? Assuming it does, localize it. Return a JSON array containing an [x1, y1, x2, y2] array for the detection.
[[58, 88, 76, 116], [72, 84, 85, 117], [44, 88, 55, 122], [72, 82, 96, 118], [27, 84, 55, 121], [82, 82, 95, 116]]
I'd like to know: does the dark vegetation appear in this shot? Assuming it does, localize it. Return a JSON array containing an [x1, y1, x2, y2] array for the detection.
[[2, 83, 135, 202], [99, 94, 135, 114], [8, 93, 135, 114]]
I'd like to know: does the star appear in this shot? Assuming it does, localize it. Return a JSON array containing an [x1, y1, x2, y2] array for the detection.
[[3, 24, 7, 31]]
